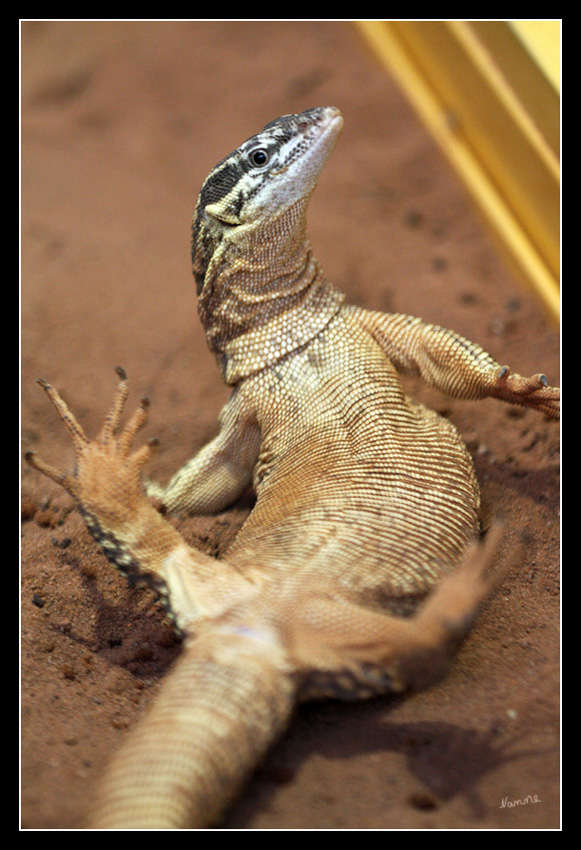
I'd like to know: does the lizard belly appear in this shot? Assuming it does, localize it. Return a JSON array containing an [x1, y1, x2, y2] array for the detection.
[[226, 313, 480, 608]]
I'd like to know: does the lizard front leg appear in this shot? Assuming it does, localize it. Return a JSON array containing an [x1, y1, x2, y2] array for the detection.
[[149, 388, 261, 516], [354, 308, 560, 418], [26, 369, 253, 630]]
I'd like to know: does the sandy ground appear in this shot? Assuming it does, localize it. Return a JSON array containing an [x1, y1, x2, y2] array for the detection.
[[21, 21, 560, 829]]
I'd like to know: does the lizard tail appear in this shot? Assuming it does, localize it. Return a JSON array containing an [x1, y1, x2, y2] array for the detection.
[[87, 627, 296, 829]]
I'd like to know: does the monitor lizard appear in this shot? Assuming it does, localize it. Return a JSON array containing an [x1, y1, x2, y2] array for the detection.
[[26, 106, 560, 828]]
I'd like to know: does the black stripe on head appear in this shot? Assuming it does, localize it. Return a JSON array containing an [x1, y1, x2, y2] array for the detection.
[[192, 156, 245, 293], [197, 157, 242, 210]]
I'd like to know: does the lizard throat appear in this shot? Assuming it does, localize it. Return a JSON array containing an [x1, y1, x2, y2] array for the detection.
[[196, 200, 344, 384]]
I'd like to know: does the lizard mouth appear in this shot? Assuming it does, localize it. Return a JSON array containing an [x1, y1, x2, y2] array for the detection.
[[310, 107, 344, 161], [321, 106, 344, 135], [325, 106, 343, 124]]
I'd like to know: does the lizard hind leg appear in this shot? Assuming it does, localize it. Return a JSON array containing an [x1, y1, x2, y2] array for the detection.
[[393, 522, 511, 691], [289, 524, 511, 701]]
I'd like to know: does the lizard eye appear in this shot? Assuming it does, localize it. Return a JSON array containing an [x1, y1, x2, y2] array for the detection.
[[248, 148, 270, 168]]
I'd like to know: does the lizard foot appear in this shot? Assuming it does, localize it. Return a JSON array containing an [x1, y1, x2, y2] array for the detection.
[[491, 365, 560, 419], [26, 368, 158, 523]]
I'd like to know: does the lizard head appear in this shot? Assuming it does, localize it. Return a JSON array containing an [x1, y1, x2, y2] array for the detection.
[[192, 107, 343, 294]]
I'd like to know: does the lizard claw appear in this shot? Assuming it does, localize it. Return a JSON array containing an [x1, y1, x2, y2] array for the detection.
[[492, 365, 560, 419], [25, 449, 79, 496]]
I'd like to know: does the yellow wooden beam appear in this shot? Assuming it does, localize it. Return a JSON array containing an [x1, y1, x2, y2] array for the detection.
[[354, 20, 560, 324], [509, 20, 560, 93]]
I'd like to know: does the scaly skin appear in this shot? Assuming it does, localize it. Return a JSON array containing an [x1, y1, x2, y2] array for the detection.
[[27, 107, 559, 828]]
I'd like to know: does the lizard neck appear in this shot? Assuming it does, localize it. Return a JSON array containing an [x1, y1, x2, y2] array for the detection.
[[196, 199, 344, 384]]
